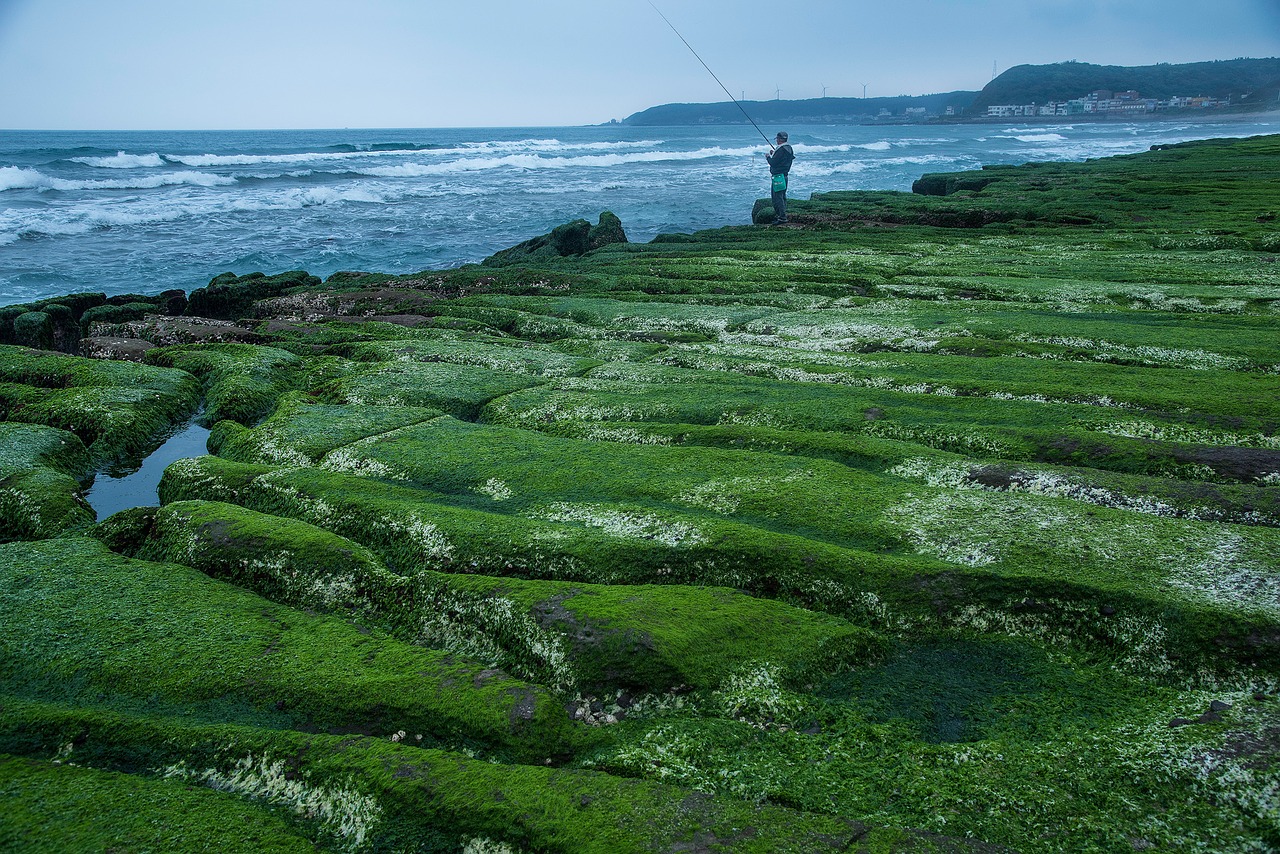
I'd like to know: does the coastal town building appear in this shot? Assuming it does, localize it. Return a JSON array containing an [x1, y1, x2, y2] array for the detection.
[[986, 89, 1231, 117]]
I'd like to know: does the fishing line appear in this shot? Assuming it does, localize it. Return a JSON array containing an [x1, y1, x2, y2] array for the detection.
[[647, 1, 775, 150]]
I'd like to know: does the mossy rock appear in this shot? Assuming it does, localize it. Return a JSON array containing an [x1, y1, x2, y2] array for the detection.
[[147, 343, 302, 426], [0, 755, 319, 853], [0, 346, 200, 466], [134, 489, 884, 693], [484, 212, 629, 267], [0, 423, 94, 541], [208, 393, 444, 466], [186, 270, 321, 321], [12, 313, 53, 350], [137, 499, 402, 616], [0, 538, 580, 762], [0, 699, 892, 854]]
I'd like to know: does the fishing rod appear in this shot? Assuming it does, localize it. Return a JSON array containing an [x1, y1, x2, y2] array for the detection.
[[647, 1, 775, 150]]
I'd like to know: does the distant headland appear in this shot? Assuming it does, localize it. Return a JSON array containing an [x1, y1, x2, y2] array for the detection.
[[616, 57, 1280, 126]]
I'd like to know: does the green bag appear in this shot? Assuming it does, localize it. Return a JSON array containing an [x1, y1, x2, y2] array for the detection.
[[771, 173, 787, 193]]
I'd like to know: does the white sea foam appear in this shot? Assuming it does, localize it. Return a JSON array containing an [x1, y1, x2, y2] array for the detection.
[[0, 166, 235, 191], [358, 146, 760, 177], [1, 182, 394, 242], [70, 151, 165, 169], [1013, 133, 1068, 143], [163, 138, 666, 169], [1005, 126, 1075, 134], [461, 138, 663, 153]]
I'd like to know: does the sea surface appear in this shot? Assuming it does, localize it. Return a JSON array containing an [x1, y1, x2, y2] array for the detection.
[[2, 119, 1275, 307]]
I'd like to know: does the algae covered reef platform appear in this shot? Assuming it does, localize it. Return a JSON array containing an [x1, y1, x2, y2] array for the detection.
[[2, 135, 1279, 852]]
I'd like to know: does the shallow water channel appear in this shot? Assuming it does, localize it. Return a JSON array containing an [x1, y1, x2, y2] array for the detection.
[[84, 419, 211, 520]]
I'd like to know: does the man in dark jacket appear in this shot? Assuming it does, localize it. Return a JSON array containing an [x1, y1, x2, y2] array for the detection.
[[764, 131, 795, 224]]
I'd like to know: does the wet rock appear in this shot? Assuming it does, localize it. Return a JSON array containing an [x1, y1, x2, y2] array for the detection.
[[160, 289, 188, 316], [483, 212, 627, 266], [1197, 711, 1223, 724], [186, 270, 321, 320], [13, 311, 54, 350], [79, 337, 157, 363], [587, 211, 628, 250], [1209, 700, 1232, 713], [1168, 717, 1192, 727]]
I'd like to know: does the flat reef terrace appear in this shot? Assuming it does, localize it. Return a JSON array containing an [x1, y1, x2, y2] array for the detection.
[[2, 135, 1278, 852]]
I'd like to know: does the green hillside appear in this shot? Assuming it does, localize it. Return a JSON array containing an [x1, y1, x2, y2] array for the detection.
[[970, 57, 1280, 113]]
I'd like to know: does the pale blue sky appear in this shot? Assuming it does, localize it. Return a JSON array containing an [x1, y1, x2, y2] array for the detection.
[[0, 0, 1276, 129]]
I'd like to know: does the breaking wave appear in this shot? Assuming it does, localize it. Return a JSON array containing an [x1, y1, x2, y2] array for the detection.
[[357, 146, 762, 177], [0, 166, 236, 191], [163, 138, 667, 168], [70, 151, 166, 168], [1011, 133, 1068, 143]]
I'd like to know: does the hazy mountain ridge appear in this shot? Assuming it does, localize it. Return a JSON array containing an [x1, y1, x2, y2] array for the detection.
[[620, 91, 978, 126]]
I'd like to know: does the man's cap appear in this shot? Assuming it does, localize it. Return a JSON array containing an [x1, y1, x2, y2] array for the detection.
[[776, 131, 788, 141]]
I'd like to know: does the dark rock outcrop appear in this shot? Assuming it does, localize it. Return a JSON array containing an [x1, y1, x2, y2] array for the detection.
[[483, 212, 627, 267], [186, 270, 321, 321]]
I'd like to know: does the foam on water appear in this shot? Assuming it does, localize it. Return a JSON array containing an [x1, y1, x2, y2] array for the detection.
[[0, 166, 236, 191], [70, 151, 166, 169]]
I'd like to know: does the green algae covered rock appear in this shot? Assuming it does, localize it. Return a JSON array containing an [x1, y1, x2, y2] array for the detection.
[[139, 499, 402, 615], [134, 491, 885, 694], [0, 345, 200, 465], [147, 342, 301, 426], [484, 212, 629, 267], [0, 755, 319, 853], [0, 699, 890, 854], [0, 423, 94, 541], [208, 393, 444, 467], [0, 538, 579, 762], [186, 270, 321, 320], [12, 312, 53, 350]]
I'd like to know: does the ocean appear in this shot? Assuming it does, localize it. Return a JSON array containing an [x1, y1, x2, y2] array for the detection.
[[2, 118, 1275, 307]]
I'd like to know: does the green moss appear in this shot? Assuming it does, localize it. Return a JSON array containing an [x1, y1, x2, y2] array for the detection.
[[0, 346, 200, 466], [0, 421, 95, 541], [208, 393, 443, 466], [0, 755, 319, 853], [147, 343, 302, 426], [0, 538, 579, 763], [12, 312, 53, 350], [313, 359, 545, 420], [0, 699, 877, 854], [186, 269, 322, 320], [134, 488, 884, 694]]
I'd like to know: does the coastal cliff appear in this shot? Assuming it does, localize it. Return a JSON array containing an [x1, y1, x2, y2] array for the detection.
[[3, 135, 1280, 852]]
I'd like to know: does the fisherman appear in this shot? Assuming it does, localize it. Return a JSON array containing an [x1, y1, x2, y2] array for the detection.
[[764, 131, 795, 224]]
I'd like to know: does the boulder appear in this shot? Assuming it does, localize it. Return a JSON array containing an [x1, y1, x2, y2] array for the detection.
[[13, 311, 54, 350], [79, 336, 157, 362], [483, 212, 627, 267], [185, 270, 321, 320]]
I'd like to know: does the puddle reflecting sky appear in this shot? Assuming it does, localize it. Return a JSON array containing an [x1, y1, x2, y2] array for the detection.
[[85, 420, 211, 520]]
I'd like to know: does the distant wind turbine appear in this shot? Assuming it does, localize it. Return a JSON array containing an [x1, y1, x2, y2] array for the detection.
[[775, 85, 783, 100], [821, 84, 828, 98]]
